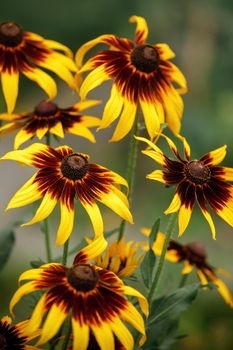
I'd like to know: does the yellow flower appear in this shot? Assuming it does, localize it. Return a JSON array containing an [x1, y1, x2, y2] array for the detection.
[[94, 239, 142, 278], [0, 99, 101, 149], [0, 21, 77, 113], [143, 230, 233, 307], [76, 15, 187, 141], [10, 237, 148, 350], [0, 315, 40, 349], [1, 144, 133, 245], [137, 134, 233, 238]]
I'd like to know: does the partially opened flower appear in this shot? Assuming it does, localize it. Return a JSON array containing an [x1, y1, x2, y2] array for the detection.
[[0, 99, 101, 149], [10, 237, 148, 350], [0, 315, 40, 349], [94, 239, 142, 278], [137, 134, 233, 238], [76, 15, 187, 141], [147, 231, 233, 307], [0, 21, 77, 113], [1, 143, 133, 245]]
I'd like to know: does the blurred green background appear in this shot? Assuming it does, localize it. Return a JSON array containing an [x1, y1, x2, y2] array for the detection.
[[0, 0, 233, 349]]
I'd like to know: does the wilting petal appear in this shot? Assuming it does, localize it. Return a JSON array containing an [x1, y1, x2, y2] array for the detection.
[[1, 70, 19, 113]]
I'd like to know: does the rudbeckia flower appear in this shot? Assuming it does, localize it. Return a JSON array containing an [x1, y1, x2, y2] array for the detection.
[[0, 21, 77, 113], [137, 134, 233, 239], [144, 230, 233, 307], [1, 143, 133, 245], [76, 15, 187, 141], [0, 315, 40, 349], [10, 237, 148, 350], [0, 99, 101, 149], [94, 239, 142, 278]]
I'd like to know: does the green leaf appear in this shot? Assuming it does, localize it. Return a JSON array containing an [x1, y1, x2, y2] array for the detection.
[[140, 249, 156, 288], [149, 218, 160, 249], [148, 283, 200, 326], [0, 225, 16, 271]]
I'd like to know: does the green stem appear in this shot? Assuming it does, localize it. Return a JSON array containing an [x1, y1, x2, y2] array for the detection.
[[61, 318, 72, 350], [44, 219, 52, 262], [147, 212, 177, 304], [117, 113, 140, 242], [62, 239, 70, 266], [179, 273, 188, 288]]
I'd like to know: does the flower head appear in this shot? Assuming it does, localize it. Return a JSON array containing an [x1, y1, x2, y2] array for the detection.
[[0, 316, 40, 349], [0, 99, 101, 149], [10, 237, 148, 350], [0, 21, 77, 113], [94, 239, 142, 278], [76, 15, 187, 141], [1, 143, 133, 245], [148, 231, 233, 307], [137, 134, 233, 238]]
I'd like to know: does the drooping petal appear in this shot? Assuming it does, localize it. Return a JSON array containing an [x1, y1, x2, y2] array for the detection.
[[81, 201, 104, 238], [22, 68, 57, 100], [98, 84, 124, 130], [56, 197, 75, 246], [178, 204, 193, 237], [205, 270, 233, 307], [72, 318, 89, 350], [110, 318, 134, 350], [110, 100, 137, 142], [43, 39, 73, 57], [10, 282, 37, 315], [1, 70, 19, 113], [140, 100, 160, 139], [80, 66, 110, 100], [91, 322, 114, 350], [121, 302, 145, 336]]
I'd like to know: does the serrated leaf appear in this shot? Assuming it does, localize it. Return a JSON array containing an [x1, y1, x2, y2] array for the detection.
[[148, 283, 200, 326], [0, 225, 16, 271], [140, 249, 156, 288], [149, 218, 160, 249]]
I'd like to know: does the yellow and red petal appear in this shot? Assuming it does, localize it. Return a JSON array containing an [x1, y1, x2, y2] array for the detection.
[[129, 15, 148, 45], [178, 204, 193, 237], [80, 65, 110, 100], [156, 43, 175, 60], [201, 145, 227, 166], [74, 236, 108, 264], [43, 39, 74, 58], [140, 99, 160, 139], [49, 121, 64, 138], [147, 169, 166, 183], [205, 270, 233, 307], [91, 322, 115, 350]]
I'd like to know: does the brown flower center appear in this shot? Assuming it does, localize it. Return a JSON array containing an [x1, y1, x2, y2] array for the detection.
[[186, 242, 207, 259], [34, 100, 58, 117], [61, 154, 89, 180], [0, 22, 23, 47], [67, 264, 99, 292], [131, 44, 160, 73], [0, 334, 7, 350], [185, 161, 211, 184]]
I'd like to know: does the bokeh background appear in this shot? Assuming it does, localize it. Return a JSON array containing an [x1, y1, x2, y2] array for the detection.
[[0, 0, 233, 349]]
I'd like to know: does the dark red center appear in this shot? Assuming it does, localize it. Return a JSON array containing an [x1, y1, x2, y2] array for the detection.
[[34, 100, 58, 117], [61, 154, 89, 180], [0, 334, 7, 350], [0, 22, 23, 47], [185, 161, 211, 184], [131, 44, 160, 73], [67, 264, 99, 292]]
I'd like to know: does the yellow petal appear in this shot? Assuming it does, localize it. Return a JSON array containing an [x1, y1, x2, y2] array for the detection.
[[164, 193, 181, 214], [196, 269, 208, 285], [98, 84, 124, 130], [25, 294, 47, 333], [199, 207, 216, 240], [99, 190, 133, 224], [147, 170, 166, 183], [222, 167, 233, 181], [178, 205, 192, 236], [140, 100, 160, 139], [1, 70, 19, 113], [91, 323, 114, 350], [36, 126, 49, 139], [14, 129, 35, 149], [21, 193, 58, 226], [67, 124, 95, 142], [23, 68, 57, 100], [0, 121, 20, 137], [19, 268, 44, 282], [73, 99, 101, 112], [49, 121, 64, 138], [129, 15, 148, 44], [43, 39, 73, 57], [56, 202, 75, 246], [110, 318, 134, 350], [216, 205, 233, 227], [156, 43, 175, 60], [202, 145, 227, 166], [37, 304, 67, 345], [10, 281, 36, 315], [182, 261, 193, 274], [80, 66, 110, 100], [72, 318, 89, 350], [81, 201, 103, 239], [75, 236, 108, 263], [110, 100, 137, 142], [121, 302, 145, 335], [122, 285, 148, 317]]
